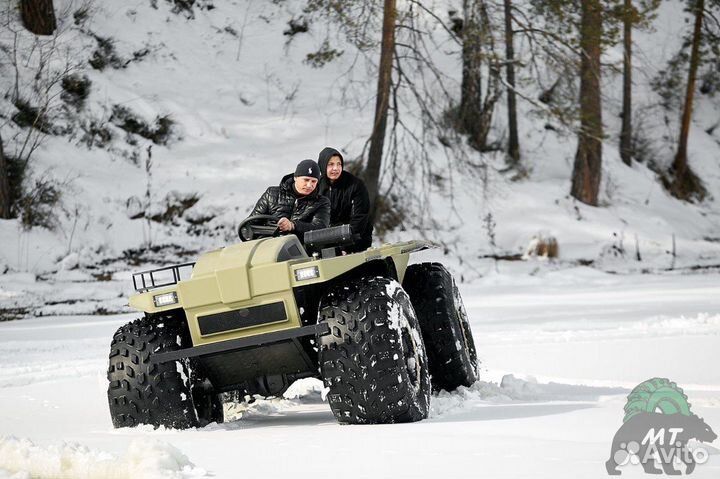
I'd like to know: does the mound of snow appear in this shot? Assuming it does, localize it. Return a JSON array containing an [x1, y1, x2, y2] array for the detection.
[[0, 437, 207, 479]]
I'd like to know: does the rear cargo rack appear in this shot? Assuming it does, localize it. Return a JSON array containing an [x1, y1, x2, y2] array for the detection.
[[132, 262, 195, 293]]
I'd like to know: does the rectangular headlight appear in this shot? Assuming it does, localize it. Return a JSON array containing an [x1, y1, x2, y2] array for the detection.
[[294, 266, 320, 281], [153, 291, 178, 307]]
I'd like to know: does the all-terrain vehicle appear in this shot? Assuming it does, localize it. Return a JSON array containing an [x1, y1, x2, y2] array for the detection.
[[107, 215, 478, 428]]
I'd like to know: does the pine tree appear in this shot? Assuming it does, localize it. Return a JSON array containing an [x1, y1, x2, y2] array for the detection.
[[619, 0, 634, 166], [365, 0, 396, 213], [617, 0, 660, 166], [570, 0, 604, 206], [458, 0, 499, 151], [20, 0, 57, 36], [669, 0, 710, 201], [0, 134, 10, 219], [503, 0, 520, 166]]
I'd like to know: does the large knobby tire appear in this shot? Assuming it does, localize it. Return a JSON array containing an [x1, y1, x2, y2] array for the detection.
[[317, 276, 431, 424], [107, 315, 220, 429], [403, 263, 478, 392]]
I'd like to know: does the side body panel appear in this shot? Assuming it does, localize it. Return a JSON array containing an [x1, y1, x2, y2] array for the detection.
[[128, 237, 431, 346]]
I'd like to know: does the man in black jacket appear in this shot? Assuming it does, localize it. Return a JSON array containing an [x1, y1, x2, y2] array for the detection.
[[317, 147, 373, 252], [249, 159, 330, 239]]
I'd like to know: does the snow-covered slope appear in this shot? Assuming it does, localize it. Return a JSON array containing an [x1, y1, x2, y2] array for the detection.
[[0, 0, 719, 275]]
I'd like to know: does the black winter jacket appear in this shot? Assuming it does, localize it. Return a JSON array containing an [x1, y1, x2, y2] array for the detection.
[[250, 174, 330, 237], [318, 147, 373, 251]]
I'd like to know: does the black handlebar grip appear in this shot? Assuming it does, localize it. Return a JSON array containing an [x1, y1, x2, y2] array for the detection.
[[304, 224, 353, 247]]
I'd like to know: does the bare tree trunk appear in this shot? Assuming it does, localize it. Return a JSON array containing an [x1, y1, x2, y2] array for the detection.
[[503, 0, 520, 165], [619, 0, 633, 166], [365, 0, 396, 215], [671, 0, 704, 199], [459, 0, 493, 150], [460, 0, 482, 137], [570, 0, 603, 206], [0, 133, 11, 219], [20, 0, 57, 36]]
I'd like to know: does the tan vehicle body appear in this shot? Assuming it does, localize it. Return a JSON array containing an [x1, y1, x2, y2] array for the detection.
[[108, 229, 477, 429], [129, 235, 425, 347]]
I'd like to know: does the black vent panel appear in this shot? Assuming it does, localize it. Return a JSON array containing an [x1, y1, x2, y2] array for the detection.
[[198, 302, 287, 335]]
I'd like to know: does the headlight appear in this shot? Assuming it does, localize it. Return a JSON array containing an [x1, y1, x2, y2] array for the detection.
[[294, 266, 320, 281], [153, 291, 178, 307]]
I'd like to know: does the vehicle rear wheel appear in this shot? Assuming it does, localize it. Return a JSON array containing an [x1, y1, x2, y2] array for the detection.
[[317, 276, 431, 424], [403, 263, 479, 392], [107, 315, 205, 429]]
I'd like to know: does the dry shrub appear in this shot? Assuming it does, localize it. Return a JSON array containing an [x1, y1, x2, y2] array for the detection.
[[524, 233, 559, 259]]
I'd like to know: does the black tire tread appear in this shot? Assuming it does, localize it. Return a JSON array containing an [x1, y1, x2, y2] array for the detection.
[[403, 262, 478, 392], [107, 315, 198, 429], [317, 276, 431, 424]]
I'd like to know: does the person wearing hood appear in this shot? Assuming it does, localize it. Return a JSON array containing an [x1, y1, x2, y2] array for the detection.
[[249, 159, 330, 238], [317, 147, 373, 252]]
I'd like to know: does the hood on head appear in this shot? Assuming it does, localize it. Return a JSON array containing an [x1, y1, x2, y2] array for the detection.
[[280, 173, 295, 187], [318, 147, 343, 174]]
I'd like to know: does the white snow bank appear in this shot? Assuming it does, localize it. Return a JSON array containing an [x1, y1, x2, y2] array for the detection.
[[480, 312, 720, 345], [282, 377, 325, 401], [223, 384, 327, 423], [0, 437, 207, 479], [429, 374, 629, 419]]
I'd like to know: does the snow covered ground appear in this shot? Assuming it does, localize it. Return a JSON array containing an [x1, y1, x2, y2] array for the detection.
[[1, 266, 718, 478]]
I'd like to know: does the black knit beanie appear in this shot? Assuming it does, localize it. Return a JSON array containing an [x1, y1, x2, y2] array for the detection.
[[294, 159, 321, 179]]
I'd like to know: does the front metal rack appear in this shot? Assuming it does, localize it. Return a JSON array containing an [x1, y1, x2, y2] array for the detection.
[[132, 262, 195, 293]]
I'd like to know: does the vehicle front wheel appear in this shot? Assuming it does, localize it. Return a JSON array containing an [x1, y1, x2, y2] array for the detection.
[[317, 276, 431, 424], [107, 315, 213, 429]]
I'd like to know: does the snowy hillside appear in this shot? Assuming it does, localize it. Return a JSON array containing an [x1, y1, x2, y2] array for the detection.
[[0, 0, 719, 276]]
